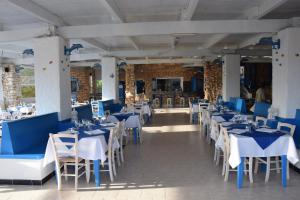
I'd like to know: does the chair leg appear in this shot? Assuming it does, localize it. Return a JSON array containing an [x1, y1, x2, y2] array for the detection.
[[244, 161, 247, 175], [224, 160, 229, 182], [222, 154, 226, 176], [75, 163, 78, 190], [64, 164, 68, 181], [55, 164, 62, 191], [112, 150, 117, 177], [275, 156, 280, 173], [108, 158, 114, 182], [265, 157, 271, 183], [116, 149, 121, 167], [249, 157, 253, 183], [213, 147, 217, 162], [216, 149, 220, 166], [120, 138, 124, 163], [254, 159, 259, 174], [85, 160, 90, 183]]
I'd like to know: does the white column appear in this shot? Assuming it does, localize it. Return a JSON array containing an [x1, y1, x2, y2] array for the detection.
[[222, 54, 241, 101], [0, 62, 4, 109], [34, 36, 71, 120], [101, 57, 119, 100], [272, 27, 300, 118]]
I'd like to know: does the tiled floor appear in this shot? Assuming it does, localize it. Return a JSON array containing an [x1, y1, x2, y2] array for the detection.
[[1, 108, 300, 200]]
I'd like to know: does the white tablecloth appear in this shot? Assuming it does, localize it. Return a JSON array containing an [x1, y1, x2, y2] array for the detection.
[[108, 114, 141, 130], [19, 107, 33, 114], [43, 135, 108, 167], [134, 104, 151, 117], [229, 134, 299, 168]]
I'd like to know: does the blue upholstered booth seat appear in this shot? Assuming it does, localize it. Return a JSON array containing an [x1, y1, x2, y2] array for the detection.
[[98, 100, 123, 116], [0, 112, 60, 159], [74, 104, 93, 121], [253, 102, 271, 118]]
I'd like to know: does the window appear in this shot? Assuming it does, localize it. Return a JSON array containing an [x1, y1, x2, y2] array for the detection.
[[19, 68, 35, 98]]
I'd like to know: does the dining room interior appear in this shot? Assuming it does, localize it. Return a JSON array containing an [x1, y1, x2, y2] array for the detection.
[[0, 0, 300, 200]]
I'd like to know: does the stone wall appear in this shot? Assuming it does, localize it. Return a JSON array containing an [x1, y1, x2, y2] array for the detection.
[[123, 64, 201, 103], [125, 65, 135, 104], [204, 63, 222, 102], [2, 64, 21, 107], [70, 67, 93, 102]]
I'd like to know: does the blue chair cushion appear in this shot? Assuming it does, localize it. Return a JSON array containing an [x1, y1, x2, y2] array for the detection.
[[0, 154, 44, 159]]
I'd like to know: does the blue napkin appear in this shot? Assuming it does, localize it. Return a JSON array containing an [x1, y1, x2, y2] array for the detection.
[[240, 131, 285, 149], [227, 123, 247, 130]]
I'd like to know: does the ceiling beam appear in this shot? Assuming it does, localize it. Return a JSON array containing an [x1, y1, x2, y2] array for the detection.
[[125, 58, 202, 65], [99, 0, 139, 50], [202, 0, 288, 48], [7, 0, 109, 52], [180, 0, 199, 20], [57, 19, 290, 38], [171, 0, 199, 49]]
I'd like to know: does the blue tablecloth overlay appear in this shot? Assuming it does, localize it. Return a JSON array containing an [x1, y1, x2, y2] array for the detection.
[[240, 131, 285, 149], [112, 112, 139, 121], [213, 113, 235, 121]]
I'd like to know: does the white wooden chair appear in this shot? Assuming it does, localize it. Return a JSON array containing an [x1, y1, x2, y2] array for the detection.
[[153, 98, 160, 108], [100, 126, 118, 182], [49, 132, 90, 190], [166, 98, 173, 108], [222, 127, 253, 183], [119, 120, 126, 163], [254, 122, 296, 182], [179, 97, 185, 107]]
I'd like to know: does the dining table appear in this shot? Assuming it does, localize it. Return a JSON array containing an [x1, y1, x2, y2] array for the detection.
[[109, 112, 141, 144], [227, 127, 299, 188], [43, 122, 118, 187]]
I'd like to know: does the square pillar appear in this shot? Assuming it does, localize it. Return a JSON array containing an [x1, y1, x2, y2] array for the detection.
[[34, 36, 71, 121], [272, 28, 300, 118], [222, 55, 241, 101], [101, 57, 119, 100]]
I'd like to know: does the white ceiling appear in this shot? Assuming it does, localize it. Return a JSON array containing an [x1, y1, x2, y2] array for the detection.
[[0, 0, 299, 63]]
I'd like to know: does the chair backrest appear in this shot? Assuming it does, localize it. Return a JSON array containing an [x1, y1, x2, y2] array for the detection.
[[235, 98, 246, 114], [107, 126, 118, 156], [49, 132, 79, 163], [253, 102, 271, 118], [277, 122, 296, 136], [221, 127, 230, 157], [255, 116, 267, 126]]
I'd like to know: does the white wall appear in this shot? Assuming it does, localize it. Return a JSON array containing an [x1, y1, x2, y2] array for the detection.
[[101, 57, 119, 100], [272, 28, 300, 118], [34, 36, 71, 120], [222, 54, 241, 101]]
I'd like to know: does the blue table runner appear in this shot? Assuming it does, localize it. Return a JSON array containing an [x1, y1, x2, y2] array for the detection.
[[240, 131, 285, 149], [112, 112, 139, 121]]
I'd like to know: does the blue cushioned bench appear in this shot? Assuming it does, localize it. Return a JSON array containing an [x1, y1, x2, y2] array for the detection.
[[1, 112, 59, 158], [0, 112, 72, 184]]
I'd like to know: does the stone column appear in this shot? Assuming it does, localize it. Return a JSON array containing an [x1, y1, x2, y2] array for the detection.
[[2, 64, 21, 107], [125, 65, 135, 104], [222, 54, 241, 101], [204, 63, 222, 102], [101, 57, 119, 100], [33, 36, 71, 121], [272, 27, 300, 118]]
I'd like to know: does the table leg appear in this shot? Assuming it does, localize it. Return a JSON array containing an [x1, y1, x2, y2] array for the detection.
[[133, 128, 137, 144], [237, 157, 244, 189], [93, 160, 100, 187], [281, 155, 287, 187]]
